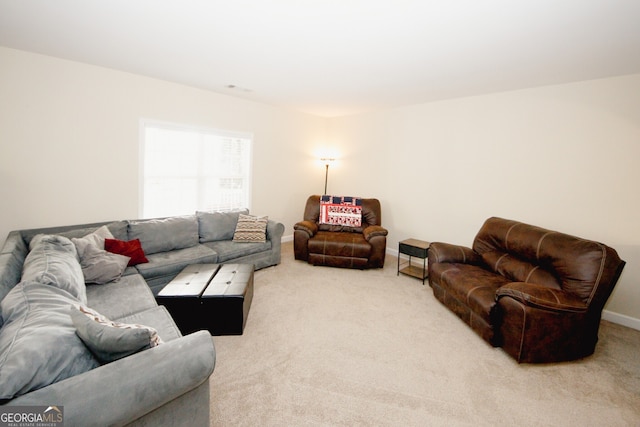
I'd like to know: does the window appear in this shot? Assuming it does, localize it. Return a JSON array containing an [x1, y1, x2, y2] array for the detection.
[[140, 121, 252, 218]]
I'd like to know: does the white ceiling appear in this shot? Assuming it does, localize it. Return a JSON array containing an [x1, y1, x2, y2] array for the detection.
[[1, 0, 640, 117]]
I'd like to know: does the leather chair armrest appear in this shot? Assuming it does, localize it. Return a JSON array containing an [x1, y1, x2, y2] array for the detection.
[[497, 282, 587, 313], [429, 242, 481, 265], [362, 225, 388, 241], [293, 220, 318, 237]]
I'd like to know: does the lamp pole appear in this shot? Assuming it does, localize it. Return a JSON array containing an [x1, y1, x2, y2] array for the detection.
[[324, 163, 329, 195], [321, 158, 334, 195]]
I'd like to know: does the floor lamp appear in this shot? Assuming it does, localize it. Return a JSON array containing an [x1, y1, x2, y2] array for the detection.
[[321, 158, 335, 195]]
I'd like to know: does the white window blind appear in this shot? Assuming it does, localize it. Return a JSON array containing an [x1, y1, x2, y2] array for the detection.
[[141, 121, 252, 218]]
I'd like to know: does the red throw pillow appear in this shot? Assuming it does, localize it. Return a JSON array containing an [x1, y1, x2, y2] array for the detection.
[[104, 238, 149, 266]]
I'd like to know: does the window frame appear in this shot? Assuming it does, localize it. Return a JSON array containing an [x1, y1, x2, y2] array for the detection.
[[139, 119, 253, 218]]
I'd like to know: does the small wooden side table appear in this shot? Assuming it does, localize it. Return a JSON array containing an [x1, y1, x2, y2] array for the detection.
[[397, 238, 430, 284]]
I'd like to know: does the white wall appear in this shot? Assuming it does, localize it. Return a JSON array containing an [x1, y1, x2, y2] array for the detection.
[[1, 46, 638, 325], [0, 47, 326, 242], [327, 74, 640, 323]]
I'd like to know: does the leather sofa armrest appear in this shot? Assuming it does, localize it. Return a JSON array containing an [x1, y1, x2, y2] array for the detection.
[[293, 220, 318, 237], [429, 242, 482, 265], [362, 225, 388, 241], [497, 282, 587, 313]]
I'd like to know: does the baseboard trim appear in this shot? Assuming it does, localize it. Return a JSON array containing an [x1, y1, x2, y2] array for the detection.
[[282, 234, 293, 243], [602, 310, 640, 331]]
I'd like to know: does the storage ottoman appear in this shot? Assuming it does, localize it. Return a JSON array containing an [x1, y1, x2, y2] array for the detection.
[[156, 263, 254, 336], [201, 263, 254, 335]]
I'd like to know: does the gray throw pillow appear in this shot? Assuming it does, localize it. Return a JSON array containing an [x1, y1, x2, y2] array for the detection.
[[70, 226, 129, 284], [70, 305, 163, 363], [78, 244, 130, 285], [0, 281, 100, 400], [71, 225, 114, 259], [197, 209, 249, 242], [21, 234, 87, 304]]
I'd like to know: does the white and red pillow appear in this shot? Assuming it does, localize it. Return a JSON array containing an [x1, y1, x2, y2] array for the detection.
[[319, 196, 362, 227]]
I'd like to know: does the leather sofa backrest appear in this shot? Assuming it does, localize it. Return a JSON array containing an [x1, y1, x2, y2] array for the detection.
[[303, 195, 382, 232], [472, 217, 624, 307]]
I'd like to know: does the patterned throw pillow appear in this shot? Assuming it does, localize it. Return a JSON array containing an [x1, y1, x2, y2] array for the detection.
[[319, 195, 363, 227], [232, 214, 268, 243], [70, 305, 163, 363]]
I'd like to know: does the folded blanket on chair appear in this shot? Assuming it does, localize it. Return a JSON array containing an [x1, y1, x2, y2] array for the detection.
[[319, 196, 362, 227]]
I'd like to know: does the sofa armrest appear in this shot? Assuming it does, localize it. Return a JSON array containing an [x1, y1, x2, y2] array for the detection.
[[362, 225, 388, 242], [497, 282, 587, 313], [293, 220, 318, 237], [6, 331, 215, 426], [429, 242, 482, 265], [266, 219, 285, 240]]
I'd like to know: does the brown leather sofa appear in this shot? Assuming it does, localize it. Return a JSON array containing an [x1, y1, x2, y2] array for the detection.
[[293, 195, 388, 269], [428, 217, 625, 363]]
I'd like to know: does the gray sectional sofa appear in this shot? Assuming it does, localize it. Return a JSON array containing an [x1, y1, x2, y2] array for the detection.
[[0, 210, 284, 426]]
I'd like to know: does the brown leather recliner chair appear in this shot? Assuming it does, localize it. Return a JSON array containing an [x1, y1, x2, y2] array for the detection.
[[428, 217, 626, 363], [293, 195, 388, 269]]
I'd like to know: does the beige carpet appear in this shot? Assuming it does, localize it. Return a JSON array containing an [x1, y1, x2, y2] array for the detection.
[[210, 242, 640, 426]]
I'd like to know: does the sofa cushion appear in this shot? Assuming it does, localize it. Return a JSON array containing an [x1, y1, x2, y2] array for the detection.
[[70, 305, 162, 363], [128, 216, 199, 255], [0, 281, 99, 399], [135, 245, 217, 282], [430, 262, 511, 323], [481, 250, 561, 289], [203, 240, 271, 263], [59, 221, 129, 241], [105, 238, 149, 266], [86, 274, 157, 320], [308, 231, 371, 258], [21, 234, 87, 304], [0, 252, 23, 327], [19, 221, 129, 247], [232, 214, 268, 243], [0, 233, 28, 313], [197, 209, 249, 242], [116, 305, 183, 342]]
